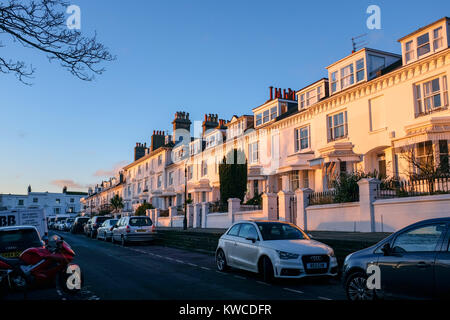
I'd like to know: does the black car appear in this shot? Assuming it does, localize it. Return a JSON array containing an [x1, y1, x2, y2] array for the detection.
[[85, 216, 111, 238], [0, 226, 45, 258], [71, 217, 89, 234], [343, 217, 450, 300]]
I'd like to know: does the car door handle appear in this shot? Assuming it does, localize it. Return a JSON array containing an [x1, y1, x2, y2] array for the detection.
[[417, 262, 431, 268]]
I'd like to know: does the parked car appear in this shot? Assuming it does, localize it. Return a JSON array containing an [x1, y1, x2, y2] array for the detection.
[[96, 219, 118, 241], [0, 226, 45, 258], [112, 216, 156, 246], [63, 218, 75, 231], [215, 220, 338, 282], [71, 217, 89, 234], [342, 217, 450, 300], [85, 216, 111, 238]]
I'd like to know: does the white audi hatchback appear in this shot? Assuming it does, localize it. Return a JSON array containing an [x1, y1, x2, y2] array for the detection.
[[216, 220, 338, 282]]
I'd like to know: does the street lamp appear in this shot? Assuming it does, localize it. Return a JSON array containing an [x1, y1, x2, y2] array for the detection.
[[183, 164, 188, 230]]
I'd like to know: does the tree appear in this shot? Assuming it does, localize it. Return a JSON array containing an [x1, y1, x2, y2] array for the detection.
[[219, 149, 247, 204], [110, 194, 124, 213], [0, 0, 115, 84], [135, 202, 154, 216]]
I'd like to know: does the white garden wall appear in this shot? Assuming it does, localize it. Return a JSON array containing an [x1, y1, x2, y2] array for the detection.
[[373, 194, 450, 232]]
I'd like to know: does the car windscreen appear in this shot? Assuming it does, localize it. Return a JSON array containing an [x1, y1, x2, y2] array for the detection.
[[109, 219, 118, 225], [256, 222, 307, 241], [129, 217, 152, 227], [0, 229, 42, 251]]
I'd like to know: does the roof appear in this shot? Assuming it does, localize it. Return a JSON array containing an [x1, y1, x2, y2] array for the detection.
[[326, 47, 401, 69], [398, 17, 449, 42], [295, 78, 328, 94]]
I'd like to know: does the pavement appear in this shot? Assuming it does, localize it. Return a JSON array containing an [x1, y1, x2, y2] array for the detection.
[[4, 231, 347, 300]]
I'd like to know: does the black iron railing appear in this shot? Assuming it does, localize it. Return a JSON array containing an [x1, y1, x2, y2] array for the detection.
[[377, 176, 450, 199]]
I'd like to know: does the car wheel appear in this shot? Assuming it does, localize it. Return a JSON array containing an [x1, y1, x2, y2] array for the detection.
[[345, 271, 375, 301], [260, 256, 274, 283], [216, 249, 229, 272]]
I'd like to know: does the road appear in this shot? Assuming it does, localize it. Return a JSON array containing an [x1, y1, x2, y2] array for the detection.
[[5, 231, 346, 300]]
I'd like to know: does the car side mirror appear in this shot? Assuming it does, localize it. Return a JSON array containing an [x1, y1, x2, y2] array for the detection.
[[382, 243, 391, 256], [307, 233, 314, 239], [246, 236, 257, 243]]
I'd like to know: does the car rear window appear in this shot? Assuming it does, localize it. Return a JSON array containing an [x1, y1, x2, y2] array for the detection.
[[256, 222, 307, 241], [95, 217, 109, 224], [129, 217, 152, 226], [0, 229, 42, 251]]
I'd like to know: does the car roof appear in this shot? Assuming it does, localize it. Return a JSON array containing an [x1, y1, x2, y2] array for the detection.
[[0, 225, 38, 232]]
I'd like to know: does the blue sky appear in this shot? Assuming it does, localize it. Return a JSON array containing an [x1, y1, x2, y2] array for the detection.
[[0, 0, 448, 194]]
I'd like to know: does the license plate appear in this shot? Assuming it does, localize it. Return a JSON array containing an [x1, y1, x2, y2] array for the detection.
[[0, 251, 21, 258], [136, 229, 147, 233], [306, 262, 327, 269]]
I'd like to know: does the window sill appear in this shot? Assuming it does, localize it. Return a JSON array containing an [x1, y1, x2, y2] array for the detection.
[[369, 127, 387, 135], [415, 106, 448, 118]]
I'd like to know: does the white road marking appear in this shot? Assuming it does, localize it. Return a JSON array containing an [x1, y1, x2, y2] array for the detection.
[[234, 275, 246, 280], [283, 288, 304, 294], [201, 267, 211, 271], [256, 281, 270, 286], [175, 260, 184, 263], [318, 296, 332, 300], [188, 263, 198, 267]]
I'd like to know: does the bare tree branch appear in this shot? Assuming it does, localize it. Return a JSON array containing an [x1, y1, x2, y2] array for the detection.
[[0, 0, 115, 84]]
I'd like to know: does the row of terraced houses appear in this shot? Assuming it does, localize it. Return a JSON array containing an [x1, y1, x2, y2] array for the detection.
[[82, 17, 450, 232]]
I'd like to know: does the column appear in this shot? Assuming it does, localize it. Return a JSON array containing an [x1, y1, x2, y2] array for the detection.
[[277, 190, 294, 222], [295, 188, 313, 230], [228, 198, 241, 225], [201, 202, 208, 228], [357, 178, 380, 232], [262, 193, 277, 220]]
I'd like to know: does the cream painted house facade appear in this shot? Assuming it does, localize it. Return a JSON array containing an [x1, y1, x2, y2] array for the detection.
[[84, 17, 450, 216]]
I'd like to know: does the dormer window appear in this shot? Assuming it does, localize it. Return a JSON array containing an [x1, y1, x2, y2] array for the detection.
[[340, 63, 354, 89], [417, 32, 431, 58], [256, 113, 262, 126], [270, 107, 277, 120], [356, 59, 365, 82], [433, 27, 443, 51], [400, 18, 448, 65], [331, 71, 338, 93], [405, 40, 414, 63]]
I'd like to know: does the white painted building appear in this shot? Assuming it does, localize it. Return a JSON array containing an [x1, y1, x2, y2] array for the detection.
[[88, 17, 450, 221], [0, 186, 87, 218]]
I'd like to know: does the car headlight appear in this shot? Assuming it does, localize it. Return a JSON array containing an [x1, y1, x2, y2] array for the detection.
[[277, 250, 299, 260]]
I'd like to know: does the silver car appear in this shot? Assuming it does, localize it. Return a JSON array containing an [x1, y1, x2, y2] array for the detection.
[[215, 220, 338, 282], [96, 219, 118, 241], [112, 216, 156, 246]]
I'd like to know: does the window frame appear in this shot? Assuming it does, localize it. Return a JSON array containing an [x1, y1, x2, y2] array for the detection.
[[414, 75, 448, 117], [295, 125, 310, 152], [327, 110, 348, 142]]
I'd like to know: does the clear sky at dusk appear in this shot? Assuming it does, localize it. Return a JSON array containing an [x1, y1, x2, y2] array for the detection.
[[0, 0, 449, 194]]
